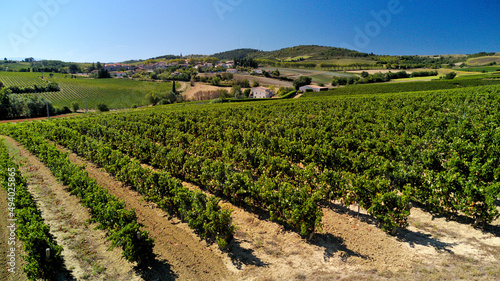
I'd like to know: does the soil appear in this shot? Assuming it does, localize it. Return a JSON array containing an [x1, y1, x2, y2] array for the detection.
[[2, 136, 142, 281], [2, 134, 499, 280], [182, 83, 226, 101], [51, 141, 234, 281]]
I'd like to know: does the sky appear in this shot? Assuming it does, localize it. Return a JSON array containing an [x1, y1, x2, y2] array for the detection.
[[1, 0, 498, 62]]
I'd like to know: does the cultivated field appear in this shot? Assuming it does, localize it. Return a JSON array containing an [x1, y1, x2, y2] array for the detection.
[[466, 56, 500, 66], [0, 72, 178, 110], [1, 82, 499, 280]]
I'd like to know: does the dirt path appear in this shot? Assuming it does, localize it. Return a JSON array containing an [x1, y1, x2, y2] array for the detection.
[[51, 142, 234, 281], [2, 136, 142, 281]]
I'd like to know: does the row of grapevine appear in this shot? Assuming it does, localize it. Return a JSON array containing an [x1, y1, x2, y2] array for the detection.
[[77, 85, 500, 227], [15, 121, 236, 248], [302, 76, 500, 97], [0, 126, 156, 263], [0, 74, 49, 88], [0, 139, 64, 280], [56, 118, 327, 235]]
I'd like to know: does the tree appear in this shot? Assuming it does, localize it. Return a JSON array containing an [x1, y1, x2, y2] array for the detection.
[[0, 88, 11, 120], [72, 102, 79, 113], [442, 72, 457, 80], [172, 81, 176, 93], [230, 85, 242, 97], [96, 61, 102, 70], [361, 71, 369, 78], [96, 103, 109, 112], [271, 69, 280, 77], [243, 88, 251, 98], [252, 80, 260, 87], [293, 76, 312, 90], [68, 64, 79, 74], [96, 68, 111, 79]]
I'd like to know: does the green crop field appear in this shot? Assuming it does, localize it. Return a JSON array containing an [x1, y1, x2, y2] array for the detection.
[[2, 84, 499, 241], [303, 74, 500, 97], [0, 71, 50, 88], [459, 66, 500, 73], [0, 72, 178, 110]]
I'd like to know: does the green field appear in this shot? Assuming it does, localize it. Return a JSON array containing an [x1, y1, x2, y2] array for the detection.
[[303, 74, 500, 97], [458, 66, 500, 73], [0, 71, 50, 87], [0, 72, 178, 110]]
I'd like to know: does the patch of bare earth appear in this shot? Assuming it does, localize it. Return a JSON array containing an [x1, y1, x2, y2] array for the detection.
[[50, 141, 234, 281], [232, 74, 293, 88], [182, 83, 226, 101], [2, 136, 142, 281]]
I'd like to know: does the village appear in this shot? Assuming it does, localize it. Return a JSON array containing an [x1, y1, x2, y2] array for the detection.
[[95, 57, 329, 100]]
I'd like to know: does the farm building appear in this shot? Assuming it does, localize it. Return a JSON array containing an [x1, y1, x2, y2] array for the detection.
[[299, 85, 329, 92], [226, 69, 238, 74], [249, 87, 274, 99]]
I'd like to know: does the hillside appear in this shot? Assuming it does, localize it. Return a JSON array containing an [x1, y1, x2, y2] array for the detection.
[[466, 56, 500, 66], [212, 45, 372, 61]]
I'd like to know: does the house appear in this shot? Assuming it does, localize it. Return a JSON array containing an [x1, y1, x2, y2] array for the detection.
[[114, 72, 126, 78], [226, 69, 237, 74], [249, 87, 274, 99], [299, 85, 329, 92], [252, 69, 263, 74]]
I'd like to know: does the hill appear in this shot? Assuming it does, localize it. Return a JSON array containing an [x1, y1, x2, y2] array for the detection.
[[212, 45, 372, 61], [466, 56, 500, 66], [212, 48, 262, 60]]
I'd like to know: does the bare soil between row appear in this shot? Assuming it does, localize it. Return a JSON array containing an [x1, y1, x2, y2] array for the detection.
[[2, 135, 500, 280]]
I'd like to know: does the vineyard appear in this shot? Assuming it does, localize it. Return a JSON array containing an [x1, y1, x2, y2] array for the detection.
[[0, 72, 50, 88], [1, 83, 499, 279], [303, 74, 500, 97], [0, 72, 178, 109]]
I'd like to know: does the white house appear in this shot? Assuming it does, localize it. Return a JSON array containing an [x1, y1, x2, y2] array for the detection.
[[299, 85, 329, 92], [114, 72, 126, 78], [252, 69, 263, 74], [250, 87, 273, 99], [226, 69, 237, 74]]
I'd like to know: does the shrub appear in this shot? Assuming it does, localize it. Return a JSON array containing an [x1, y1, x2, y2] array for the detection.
[[71, 102, 79, 113], [96, 103, 109, 112]]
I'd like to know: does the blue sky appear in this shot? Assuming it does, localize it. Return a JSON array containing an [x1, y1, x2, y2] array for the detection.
[[1, 0, 498, 62]]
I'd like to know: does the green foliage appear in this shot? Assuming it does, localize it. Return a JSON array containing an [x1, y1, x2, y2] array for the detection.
[[96, 103, 109, 112], [2, 127, 155, 263], [305, 76, 500, 97], [442, 72, 457, 80], [72, 102, 79, 112], [293, 76, 312, 90], [0, 141, 64, 280]]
